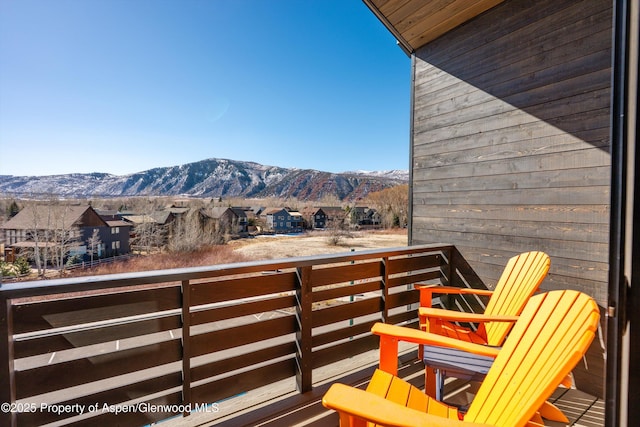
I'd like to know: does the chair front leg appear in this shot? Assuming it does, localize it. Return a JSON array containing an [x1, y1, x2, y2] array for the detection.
[[419, 287, 435, 308], [339, 412, 367, 427], [378, 335, 400, 375], [424, 317, 439, 398]]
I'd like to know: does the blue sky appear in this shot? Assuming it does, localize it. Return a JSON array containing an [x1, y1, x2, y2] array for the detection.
[[0, 0, 410, 177]]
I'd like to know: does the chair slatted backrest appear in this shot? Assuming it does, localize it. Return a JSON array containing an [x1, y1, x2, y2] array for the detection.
[[482, 251, 550, 346], [465, 290, 600, 427]]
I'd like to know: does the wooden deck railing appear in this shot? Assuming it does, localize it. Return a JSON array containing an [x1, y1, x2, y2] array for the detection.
[[0, 243, 485, 427]]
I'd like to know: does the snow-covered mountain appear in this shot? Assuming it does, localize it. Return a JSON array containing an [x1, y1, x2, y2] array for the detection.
[[346, 169, 409, 181], [0, 158, 408, 201]]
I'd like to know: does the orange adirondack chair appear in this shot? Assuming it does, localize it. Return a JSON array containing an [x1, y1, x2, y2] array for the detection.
[[418, 251, 550, 346], [416, 251, 550, 397], [322, 290, 600, 427]]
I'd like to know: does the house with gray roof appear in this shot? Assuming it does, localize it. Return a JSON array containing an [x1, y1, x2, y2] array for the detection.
[[1, 204, 130, 262], [264, 208, 304, 234]]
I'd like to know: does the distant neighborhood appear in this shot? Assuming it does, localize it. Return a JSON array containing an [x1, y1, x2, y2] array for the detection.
[[0, 202, 387, 274]]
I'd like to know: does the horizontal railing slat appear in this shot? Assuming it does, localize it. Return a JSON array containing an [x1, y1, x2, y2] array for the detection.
[[388, 310, 421, 326], [12, 286, 181, 334], [15, 339, 182, 399], [312, 320, 377, 349], [387, 269, 441, 288], [190, 315, 296, 357], [387, 289, 420, 309], [14, 315, 182, 358], [189, 271, 297, 306], [312, 334, 379, 369], [312, 298, 382, 329], [17, 372, 182, 426], [386, 252, 442, 275], [311, 261, 383, 287], [65, 391, 184, 427], [191, 359, 296, 404], [191, 343, 296, 383], [190, 295, 296, 326], [312, 280, 381, 303]]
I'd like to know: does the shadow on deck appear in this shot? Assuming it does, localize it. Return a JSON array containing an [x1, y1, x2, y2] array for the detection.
[[165, 346, 604, 427]]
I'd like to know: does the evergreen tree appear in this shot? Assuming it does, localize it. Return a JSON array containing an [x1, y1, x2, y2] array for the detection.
[[7, 200, 20, 218]]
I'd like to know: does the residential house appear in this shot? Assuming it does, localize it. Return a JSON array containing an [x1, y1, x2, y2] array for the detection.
[[199, 207, 247, 235], [1, 204, 130, 262], [101, 219, 131, 257], [318, 206, 347, 228], [243, 209, 258, 232], [300, 207, 327, 229], [264, 208, 304, 234], [165, 204, 190, 218], [250, 206, 266, 217], [122, 213, 173, 251], [94, 211, 132, 257], [150, 210, 176, 226], [229, 208, 249, 233], [349, 206, 381, 227], [369, 209, 382, 226]]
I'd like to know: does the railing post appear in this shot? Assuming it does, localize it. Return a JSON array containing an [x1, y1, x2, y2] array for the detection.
[[181, 280, 191, 416], [442, 248, 452, 287], [295, 266, 312, 392], [0, 295, 16, 426], [381, 256, 390, 324]]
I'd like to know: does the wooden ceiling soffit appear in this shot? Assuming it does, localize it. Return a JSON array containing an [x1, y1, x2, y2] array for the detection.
[[363, 0, 507, 54]]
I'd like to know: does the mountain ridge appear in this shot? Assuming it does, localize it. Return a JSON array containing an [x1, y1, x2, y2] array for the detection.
[[0, 158, 408, 201]]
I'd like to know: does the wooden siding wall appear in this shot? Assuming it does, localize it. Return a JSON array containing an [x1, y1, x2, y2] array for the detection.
[[410, 0, 612, 307]]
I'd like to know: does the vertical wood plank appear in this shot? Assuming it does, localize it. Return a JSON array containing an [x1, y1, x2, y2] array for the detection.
[[0, 297, 16, 427], [295, 266, 312, 392], [381, 257, 390, 323], [181, 280, 191, 416], [441, 249, 451, 287]]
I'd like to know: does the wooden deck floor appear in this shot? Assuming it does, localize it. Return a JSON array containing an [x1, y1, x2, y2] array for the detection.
[[162, 345, 604, 427]]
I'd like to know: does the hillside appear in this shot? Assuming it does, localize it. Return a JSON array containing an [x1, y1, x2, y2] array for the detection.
[[0, 158, 408, 201]]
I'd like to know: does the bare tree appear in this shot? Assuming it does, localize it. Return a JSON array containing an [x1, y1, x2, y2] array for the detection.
[[50, 205, 82, 275], [167, 209, 211, 252], [26, 200, 53, 278], [325, 216, 351, 246], [365, 184, 409, 228], [87, 228, 103, 263], [22, 200, 84, 277], [316, 193, 343, 208], [130, 199, 167, 253], [132, 217, 162, 254]]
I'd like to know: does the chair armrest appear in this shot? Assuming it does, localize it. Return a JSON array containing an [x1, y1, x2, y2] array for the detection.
[[419, 307, 519, 324], [415, 285, 493, 308], [372, 323, 500, 358], [323, 383, 492, 427], [415, 284, 494, 296]]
